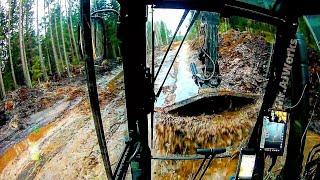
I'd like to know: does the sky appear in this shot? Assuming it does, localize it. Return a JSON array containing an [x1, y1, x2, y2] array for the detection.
[[148, 7, 191, 36]]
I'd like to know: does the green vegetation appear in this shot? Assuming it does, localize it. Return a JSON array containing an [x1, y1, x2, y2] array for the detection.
[[146, 19, 170, 50], [0, 0, 120, 99], [222, 16, 276, 44], [0, 1, 319, 100], [298, 17, 320, 52]]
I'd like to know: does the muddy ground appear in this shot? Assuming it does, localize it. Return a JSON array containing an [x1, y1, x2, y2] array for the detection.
[[0, 66, 126, 179]]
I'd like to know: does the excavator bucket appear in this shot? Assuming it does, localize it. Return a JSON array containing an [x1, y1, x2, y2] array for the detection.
[[163, 89, 259, 116]]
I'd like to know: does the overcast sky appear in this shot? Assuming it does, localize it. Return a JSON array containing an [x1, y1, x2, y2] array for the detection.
[[148, 7, 190, 36]]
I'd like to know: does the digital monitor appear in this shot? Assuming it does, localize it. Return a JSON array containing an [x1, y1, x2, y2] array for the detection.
[[260, 110, 287, 154]]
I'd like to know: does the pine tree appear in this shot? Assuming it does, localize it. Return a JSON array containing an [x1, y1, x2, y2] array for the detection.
[[19, 0, 32, 87]]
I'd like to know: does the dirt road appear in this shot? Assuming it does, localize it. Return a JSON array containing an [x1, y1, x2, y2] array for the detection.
[[0, 67, 127, 179]]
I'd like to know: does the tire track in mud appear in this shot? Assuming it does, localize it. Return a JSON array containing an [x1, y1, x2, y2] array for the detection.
[[17, 114, 92, 179], [0, 69, 126, 179], [0, 97, 82, 154]]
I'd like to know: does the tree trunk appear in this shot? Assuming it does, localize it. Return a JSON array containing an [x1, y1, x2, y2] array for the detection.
[[93, 21, 96, 53], [60, 0, 71, 77], [92, 36, 97, 60], [49, 3, 61, 77], [67, 24, 76, 61], [156, 24, 162, 46], [37, 0, 48, 81], [102, 21, 108, 59], [91, 21, 97, 60], [54, 11, 64, 69], [118, 45, 121, 57], [22, 10, 31, 79], [44, 0, 52, 75], [112, 44, 117, 58], [68, 0, 81, 61], [65, 1, 75, 62], [47, 48, 53, 75], [19, 0, 32, 88], [0, 69, 5, 98], [7, 37, 17, 88], [7, 0, 17, 89]]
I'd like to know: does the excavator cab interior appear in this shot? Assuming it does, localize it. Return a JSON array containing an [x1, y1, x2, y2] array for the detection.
[[79, 0, 320, 179]]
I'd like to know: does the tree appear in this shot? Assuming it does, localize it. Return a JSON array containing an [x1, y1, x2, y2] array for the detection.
[[37, 0, 48, 81], [59, 0, 71, 77], [19, 0, 32, 87], [43, 0, 52, 75], [7, 0, 17, 88], [0, 68, 5, 98], [48, 1, 61, 77], [68, 0, 81, 62], [159, 21, 169, 45], [0, 5, 6, 97], [54, 4, 64, 69], [146, 21, 151, 51]]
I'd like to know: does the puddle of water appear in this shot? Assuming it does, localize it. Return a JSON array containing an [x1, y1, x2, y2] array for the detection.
[[0, 122, 55, 173], [174, 43, 199, 103], [154, 49, 178, 107], [155, 92, 167, 108], [154, 43, 199, 107]]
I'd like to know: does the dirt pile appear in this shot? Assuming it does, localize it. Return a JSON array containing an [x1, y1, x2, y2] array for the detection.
[[308, 50, 320, 134], [153, 103, 260, 179], [2, 82, 85, 124], [218, 30, 270, 93], [189, 36, 205, 50], [154, 104, 258, 155]]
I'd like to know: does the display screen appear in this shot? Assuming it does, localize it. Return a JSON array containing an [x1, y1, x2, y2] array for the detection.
[[260, 110, 287, 153], [238, 154, 256, 179]]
